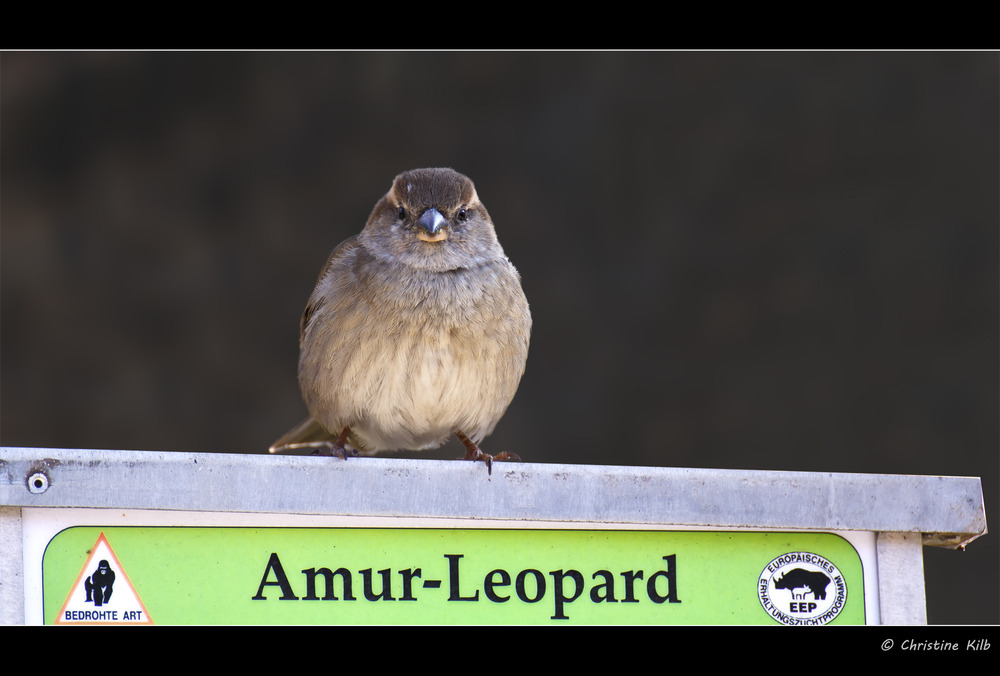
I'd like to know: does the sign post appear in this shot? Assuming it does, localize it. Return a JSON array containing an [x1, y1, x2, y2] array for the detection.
[[0, 447, 987, 625]]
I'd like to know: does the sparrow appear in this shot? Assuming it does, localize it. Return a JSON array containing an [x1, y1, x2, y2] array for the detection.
[[269, 168, 531, 473]]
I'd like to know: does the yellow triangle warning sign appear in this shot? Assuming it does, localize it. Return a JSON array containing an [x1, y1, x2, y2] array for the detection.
[[54, 532, 153, 625]]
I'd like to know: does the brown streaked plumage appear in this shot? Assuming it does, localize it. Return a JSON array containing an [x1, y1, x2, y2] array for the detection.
[[269, 168, 531, 473]]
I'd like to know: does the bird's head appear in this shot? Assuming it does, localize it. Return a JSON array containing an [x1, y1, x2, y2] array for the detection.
[[361, 168, 506, 272]]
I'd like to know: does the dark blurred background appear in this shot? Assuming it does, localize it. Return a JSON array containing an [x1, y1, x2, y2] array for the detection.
[[2, 51, 996, 623]]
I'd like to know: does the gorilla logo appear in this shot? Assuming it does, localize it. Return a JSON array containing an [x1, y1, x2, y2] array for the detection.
[[84, 559, 116, 607]]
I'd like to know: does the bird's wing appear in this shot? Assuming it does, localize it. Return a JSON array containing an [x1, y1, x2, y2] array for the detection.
[[300, 235, 361, 346], [270, 236, 362, 454]]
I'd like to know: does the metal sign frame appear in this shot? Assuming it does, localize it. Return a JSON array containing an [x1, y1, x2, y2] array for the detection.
[[0, 447, 987, 625]]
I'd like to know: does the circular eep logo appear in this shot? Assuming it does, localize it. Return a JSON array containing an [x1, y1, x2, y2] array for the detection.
[[758, 552, 847, 625]]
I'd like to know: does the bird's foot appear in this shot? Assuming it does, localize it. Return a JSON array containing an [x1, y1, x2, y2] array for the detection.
[[267, 440, 356, 459], [454, 430, 520, 475], [269, 426, 356, 460], [309, 441, 356, 459]]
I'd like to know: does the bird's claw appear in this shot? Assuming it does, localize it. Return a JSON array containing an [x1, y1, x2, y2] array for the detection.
[[309, 442, 353, 460], [303, 427, 356, 459], [454, 430, 521, 475], [471, 450, 521, 475]]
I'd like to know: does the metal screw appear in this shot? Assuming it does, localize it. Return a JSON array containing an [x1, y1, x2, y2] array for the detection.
[[27, 472, 49, 494]]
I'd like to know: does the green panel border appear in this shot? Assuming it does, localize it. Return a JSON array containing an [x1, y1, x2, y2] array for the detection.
[[43, 527, 866, 625]]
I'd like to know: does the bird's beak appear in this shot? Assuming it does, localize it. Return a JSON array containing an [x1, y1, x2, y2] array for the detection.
[[416, 208, 448, 242]]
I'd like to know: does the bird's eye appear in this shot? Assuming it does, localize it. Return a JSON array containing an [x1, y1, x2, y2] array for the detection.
[[457, 208, 467, 222], [397, 206, 406, 220]]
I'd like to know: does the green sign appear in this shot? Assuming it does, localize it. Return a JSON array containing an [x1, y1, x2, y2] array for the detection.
[[43, 527, 865, 624]]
